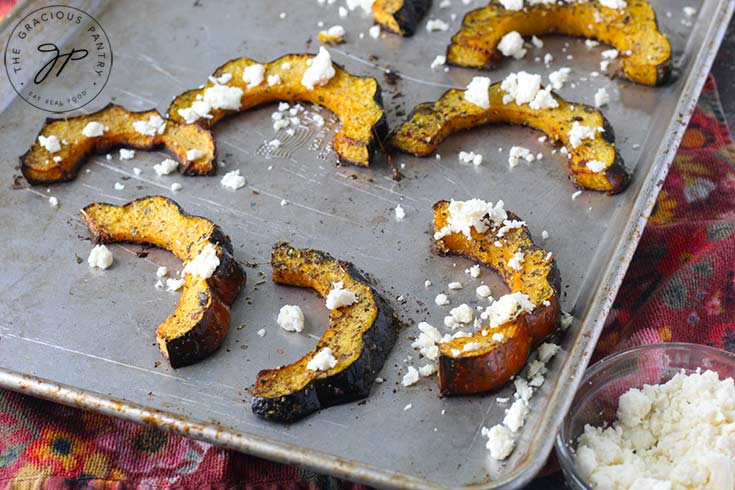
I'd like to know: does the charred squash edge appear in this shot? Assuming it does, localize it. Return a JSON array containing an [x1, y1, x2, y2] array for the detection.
[[251, 242, 399, 423], [81, 196, 246, 369], [432, 200, 561, 396], [20, 103, 217, 185], [388, 83, 630, 193], [447, 0, 672, 86], [167, 53, 388, 167], [372, 0, 433, 36]]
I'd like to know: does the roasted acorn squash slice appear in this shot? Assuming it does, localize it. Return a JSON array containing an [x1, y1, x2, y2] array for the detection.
[[372, 0, 432, 36], [21, 104, 216, 185], [447, 0, 671, 86], [252, 242, 399, 422], [81, 196, 246, 368], [432, 200, 560, 395], [167, 53, 388, 167], [389, 82, 629, 193]]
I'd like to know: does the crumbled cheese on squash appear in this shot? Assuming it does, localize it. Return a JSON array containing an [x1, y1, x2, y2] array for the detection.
[[183, 243, 220, 279]]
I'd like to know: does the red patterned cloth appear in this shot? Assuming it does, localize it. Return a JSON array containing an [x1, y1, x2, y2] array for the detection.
[[1, 0, 734, 480]]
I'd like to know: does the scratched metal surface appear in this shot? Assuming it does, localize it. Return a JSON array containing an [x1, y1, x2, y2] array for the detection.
[[0, 0, 731, 488]]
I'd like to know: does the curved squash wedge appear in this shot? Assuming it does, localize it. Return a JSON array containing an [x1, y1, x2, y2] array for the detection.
[[167, 53, 388, 167], [432, 200, 560, 395], [81, 196, 246, 369], [21, 104, 216, 185], [389, 82, 629, 193], [447, 0, 671, 86], [252, 242, 398, 422], [372, 0, 432, 36]]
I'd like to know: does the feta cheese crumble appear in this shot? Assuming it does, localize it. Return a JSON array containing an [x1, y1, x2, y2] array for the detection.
[[499, 0, 523, 9], [507, 252, 525, 271], [38, 135, 61, 153], [242, 64, 265, 89], [508, 146, 535, 167], [482, 425, 515, 460], [402, 366, 420, 386], [498, 31, 527, 59], [186, 149, 205, 161], [307, 347, 338, 371], [448, 281, 463, 290], [435, 293, 450, 306], [459, 150, 483, 166], [548, 67, 571, 90], [48, 196, 59, 208], [594, 87, 610, 108], [586, 160, 607, 173], [426, 18, 449, 31], [419, 364, 437, 377], [319, 25, 346, 43], [302, 47, 336, 90], [133, 114, 166, 136], [504, 399, 529, 432], [395, 204, 406, 221], [119, 148, 135, 160], [277, 304, 305, 332], [325, 281, 358, 309], [599, 0, 626, 9], [183, 243, 220, 279], [449, 303, 474, 324], [464, 76, 492, 109], [82, 121, 106, 137], [166, 277, 184, 291], [220, 169, 246, 190], [433, 198, 508, 241], [368, 24, 381, 39], [154, 158, 178, 176], [207, 82, 245, 108], [480, 292, 534, 328], [88, 244, 113, 269], [568, 121, 602, 149], [576, 369, 735, 490], [476, 285, 492, 298], [256, 328, 266, 337], [430, 55, 446, 70], [346, 0, 374, 13]]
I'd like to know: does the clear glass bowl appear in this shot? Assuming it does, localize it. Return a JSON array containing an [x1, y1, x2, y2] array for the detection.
[[554, 342, 735, 490]]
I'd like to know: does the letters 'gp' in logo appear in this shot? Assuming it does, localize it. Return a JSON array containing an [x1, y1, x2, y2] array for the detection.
[[4, 5, 113, 113]]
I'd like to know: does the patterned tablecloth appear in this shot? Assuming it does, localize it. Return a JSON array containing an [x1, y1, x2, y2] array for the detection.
[[2, 2, 735, 487]]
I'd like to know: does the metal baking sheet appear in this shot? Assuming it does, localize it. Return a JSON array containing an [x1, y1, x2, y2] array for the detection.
[[0, 0, 731, 488]]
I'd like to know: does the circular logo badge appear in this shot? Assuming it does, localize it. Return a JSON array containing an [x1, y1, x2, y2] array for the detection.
[[4, 5, 113, 113]]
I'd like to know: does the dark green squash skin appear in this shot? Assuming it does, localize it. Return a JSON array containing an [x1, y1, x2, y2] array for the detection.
[[251, 249, 399, 423], [83, 196, 246, 369], [164, 234, 245, 369], [389, 0, 433, 36]]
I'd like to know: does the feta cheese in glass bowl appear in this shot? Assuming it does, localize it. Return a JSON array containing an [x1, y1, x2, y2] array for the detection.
[[555, 343, 735, 490]]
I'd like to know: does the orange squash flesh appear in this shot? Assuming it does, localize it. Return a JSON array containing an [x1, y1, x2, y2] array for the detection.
[[81, 196, 246, 368], [390, 83, 629, 193], [20, 104, 216, 185], [167, 54, 388, 167], [432, 200, 560, 395], [251, 242, 398, 422], [447, 0, 671, 86]]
